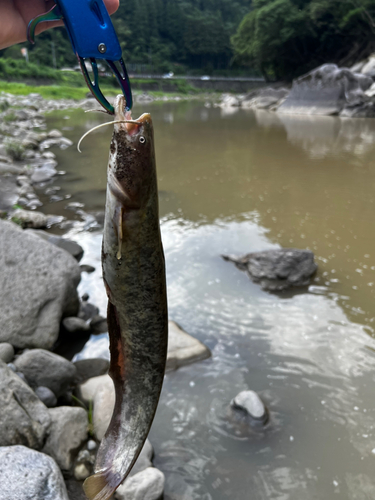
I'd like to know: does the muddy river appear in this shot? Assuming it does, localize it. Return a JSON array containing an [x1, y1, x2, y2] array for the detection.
[[43, 101, 375, 500]]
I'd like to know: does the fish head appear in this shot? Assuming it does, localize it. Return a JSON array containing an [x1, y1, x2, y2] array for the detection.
[[108, 95, 155, 211]]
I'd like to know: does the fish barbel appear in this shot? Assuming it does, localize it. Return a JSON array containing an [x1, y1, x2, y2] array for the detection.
[[83, 95, 168, 500]]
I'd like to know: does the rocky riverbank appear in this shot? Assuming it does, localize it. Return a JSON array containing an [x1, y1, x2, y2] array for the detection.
[[0, 217, 212, 500], [219, 60, 375, 118], [0, 90, 214, 499]]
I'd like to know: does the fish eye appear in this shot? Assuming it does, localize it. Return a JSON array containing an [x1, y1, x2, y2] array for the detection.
[[139, 136, 146, 144]]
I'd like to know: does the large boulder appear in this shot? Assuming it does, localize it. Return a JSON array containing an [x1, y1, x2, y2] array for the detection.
[[14, 349, 77, 397], [0, 445, 69, 500], [42, 407, 88, 470], [0, 360, 51, 449], [0, 220, 81, 349], [223, 248, 317, 292], [278, 64, 370, 116]]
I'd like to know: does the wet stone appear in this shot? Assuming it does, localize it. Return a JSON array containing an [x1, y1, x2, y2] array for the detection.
[[231, 390, 268, 425]]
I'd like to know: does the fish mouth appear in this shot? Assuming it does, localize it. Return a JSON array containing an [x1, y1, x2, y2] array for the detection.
[[114, 95, 152, 136]]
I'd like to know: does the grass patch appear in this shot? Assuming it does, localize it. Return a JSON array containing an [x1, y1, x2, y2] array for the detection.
[[0, 80, 119, 100], [4, 138, 24, 160]]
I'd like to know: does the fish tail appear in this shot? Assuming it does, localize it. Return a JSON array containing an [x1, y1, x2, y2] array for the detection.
[[83, 470, 120, 500]]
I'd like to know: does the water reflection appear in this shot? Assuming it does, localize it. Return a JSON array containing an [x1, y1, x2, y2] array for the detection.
[[44, 102, 375, 500]]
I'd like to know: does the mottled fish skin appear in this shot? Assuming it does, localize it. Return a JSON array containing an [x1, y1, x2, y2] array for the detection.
[[83, 96, 168, 500]]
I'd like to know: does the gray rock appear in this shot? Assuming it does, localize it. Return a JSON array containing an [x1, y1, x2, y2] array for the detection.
[[223, 248, 317, 292], [90, 314, 108, 334], [73, 358, 109, 384], [7, 362, 16, 372], [63, 316, 91, 334], [14, 349, 77, 397], [166, 321, 211, 371], [231, 390, 268, 424], [242, 87, 289, 110], [43, 407, 88, 470], [219, 94, 241, 108], [0, 445, 69, 500], [278, 64, 368, 116], [26, 229, 84, 261], [115, 467, 165, 500], [0, 220, 81, 349], [0, 161, 24, 174], [0, 342, 14, 363], [35, 386, 58, 407], [78, 300, 99, 320], [355, 72, 373, 91], [15, 371, 28, 384], [11, 208, 47, 228], [0, 360, 51, 449], [59, 137, 74, 149], [31, 165, 57, 183]]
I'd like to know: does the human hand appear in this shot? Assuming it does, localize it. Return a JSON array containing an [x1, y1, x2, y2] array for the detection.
[[0, 0, 119, 50]]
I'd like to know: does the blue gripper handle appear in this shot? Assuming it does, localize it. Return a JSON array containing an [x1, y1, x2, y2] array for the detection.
[[55, 0, 122, 61]]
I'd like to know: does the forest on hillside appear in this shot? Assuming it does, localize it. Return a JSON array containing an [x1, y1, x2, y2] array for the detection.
[[232, 0, 375, 80], [1, 0, 252, 74], [2, 0, 375, 80]]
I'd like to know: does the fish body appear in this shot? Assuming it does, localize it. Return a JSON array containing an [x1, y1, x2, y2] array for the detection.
[[84, 96, 168, 500]]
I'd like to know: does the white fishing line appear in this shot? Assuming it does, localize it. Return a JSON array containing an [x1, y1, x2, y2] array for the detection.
[[77, 120, 141, 152]]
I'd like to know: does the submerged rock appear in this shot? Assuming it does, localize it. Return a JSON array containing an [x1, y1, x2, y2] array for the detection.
[[278, 64, 372, 116], [0, 220, 81, 349], [43, 407, 88, 471], [223, 248, 317, 292], [231, 390, 268, 425], [166, 321, 211, 371], [75, 321, 211, 371], [14, 349, 77, 397], [0, 360, 51, 449], [0, 445, 69, 500]]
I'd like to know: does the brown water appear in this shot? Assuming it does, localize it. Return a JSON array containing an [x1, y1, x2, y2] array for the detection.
[[44, 102, 375, 500]]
